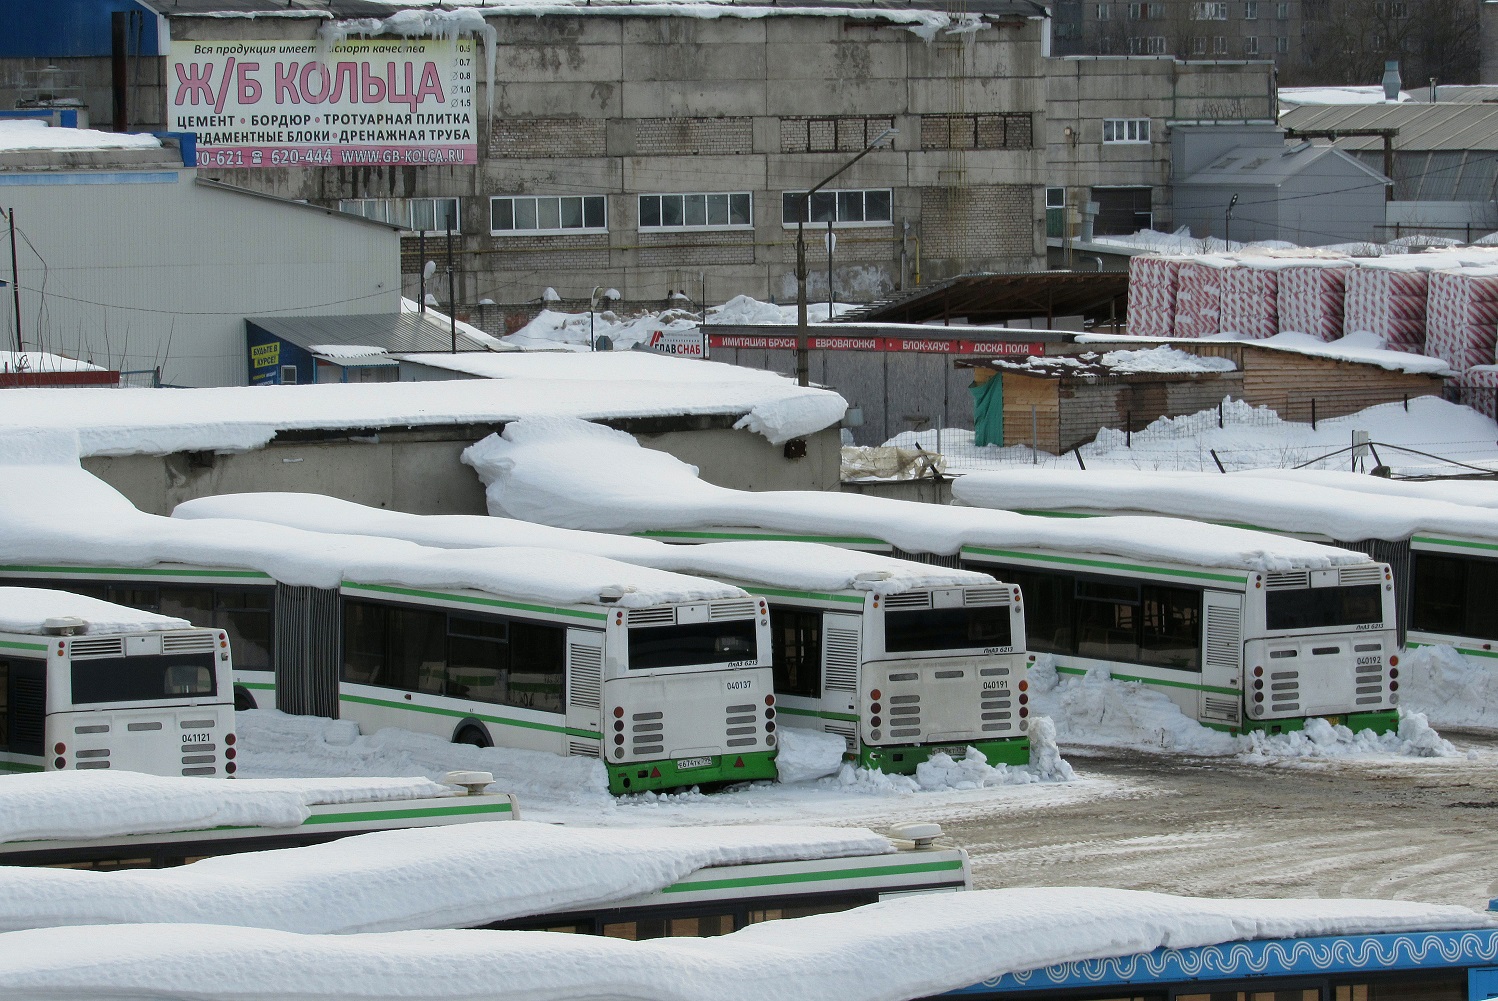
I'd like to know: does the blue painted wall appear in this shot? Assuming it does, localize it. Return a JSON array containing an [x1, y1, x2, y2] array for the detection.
[[0, 0, 162, 59]]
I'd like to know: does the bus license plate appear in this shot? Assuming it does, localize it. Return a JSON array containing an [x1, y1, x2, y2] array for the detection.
[[676, 756, 713, 771], [933, 745, 969, 758]]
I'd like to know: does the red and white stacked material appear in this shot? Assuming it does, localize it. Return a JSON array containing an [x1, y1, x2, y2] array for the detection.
[[1126, 255, 1182, 337], [1274, 260, 1353, 341], [1425, 267, 1498, 374], [1344, 258, 1437, 353], [1218, 260, 1278, 338], [1172, 256, 1235, 339], [1458, 364, 1498, 420]]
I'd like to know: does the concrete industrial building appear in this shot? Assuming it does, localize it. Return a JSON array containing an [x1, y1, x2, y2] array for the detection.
[[0, 0, 1050, 328], [0, 129, 400, 387]]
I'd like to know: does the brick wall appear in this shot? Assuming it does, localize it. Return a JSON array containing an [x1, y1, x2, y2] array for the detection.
[[780, 116, 896, 153], [637, 231, 756, 267], [920, 185, 1033, 260], [491, 118, 607, 158], [634, 117, 753, 156], [920, 113, 1034, 151], [487, 233, 611, 271]]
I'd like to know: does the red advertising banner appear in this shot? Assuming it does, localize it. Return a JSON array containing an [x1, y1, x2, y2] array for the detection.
[[707, 334, 1046, 355], [169, 39, 477, 168]]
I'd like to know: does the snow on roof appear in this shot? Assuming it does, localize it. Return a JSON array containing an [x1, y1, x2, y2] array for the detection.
[[0, 432, 747, 608], [950, 468, 1498, 544], [172, 492, 997, 595], [0, 819, 891, 935], [0, 369, 845, 454], [460, 418, 1374, 572], [0, 120, 162, 153], [1233, 468, 1498, 509], [0, 351, 105, 374], [0, 587, 191, 635], [0, 770, 451, 845], [0, 887, 1485, 1001], [988, 346, 1236, 377], [1279, 86, 1410, 106], [307, 344, 389, 360], [395, 349, 795, 386], [1077, 331, 1452, 377]]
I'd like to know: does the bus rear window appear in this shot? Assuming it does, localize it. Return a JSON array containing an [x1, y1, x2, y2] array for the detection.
[[628, 620, 758, 670], [885, 606, 1012, 653], [1265, 585, 1383, 632], [71, 653, 218, 704]]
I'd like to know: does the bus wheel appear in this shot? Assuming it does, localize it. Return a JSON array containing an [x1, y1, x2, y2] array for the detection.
[[233, 686, 258, 712], [453, 723, 492, 749]]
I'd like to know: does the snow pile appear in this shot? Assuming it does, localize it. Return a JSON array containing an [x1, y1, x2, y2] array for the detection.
[[0, 120, 161, 152], [461, 417, 1373, 572], [0, 770, 451, 844], [0, 586, 190, 635], [951, 467, 1498, 543], [0, 351, 104, 374], [0, 887, 1484, 1001], [1196, 330, 1453, 375], [0, 443, 749, 608], [0, 367, 846, 454], [1098, 345, 1237, 374], [1402, 645, 1498, 729], [173, 492, 997, 597], [1280, 86, 1411, 105], [1235, 468, 1498, 509], [306, 344, 388, 360], [773, 727, 848, 783], [706, 294, 788, 325], [818, 719, 1072, 794], [1028, 658, 1458, 760], [0, 819, 892, 934]]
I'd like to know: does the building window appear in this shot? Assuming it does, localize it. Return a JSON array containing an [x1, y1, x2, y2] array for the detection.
[[1096, 2, 1111, 17], [1245, 35, 1260, 53], [1213, 35, 1228, 52], [1192, 36, 1208, 53], [489, 195, 607, 235], [339, 197, 459, 235], [1047, 187, 1067, 209], [638, 192, 752, 231], [1102, 118, 1151, 143], [1126, 35, 1167, 52], [1244, 0, 1258, 17], [1192, 1, 1228, 17], [1099, 36, 1113, 52], [1276, 35, 1289, 51], [1128, 2, 1144, 17], [279, 365, 298, 385], [1277, 1, 1288, 16], [781, 189, 893, 226]]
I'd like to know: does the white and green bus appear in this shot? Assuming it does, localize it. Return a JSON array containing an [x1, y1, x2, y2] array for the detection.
[[0, 552, 776, 796], [172, 494, 1033, 771], [0, 587, 234, 777]]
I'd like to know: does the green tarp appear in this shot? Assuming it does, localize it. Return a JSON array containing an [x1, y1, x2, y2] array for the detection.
[[969, 376, 1003, 447]]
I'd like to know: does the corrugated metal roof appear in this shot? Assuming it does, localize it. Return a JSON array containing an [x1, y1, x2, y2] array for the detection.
[[1176, 142, 1388, 187], [247, 313, 506, 355], [1280, 103, 1498, 152]]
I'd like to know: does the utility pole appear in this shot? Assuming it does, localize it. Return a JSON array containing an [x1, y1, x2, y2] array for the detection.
[[795, 127, 897, 387], [418, 230, 426, 314], [9, 208, 21, 353], [445, 223, 457, 352], [1224, 193, 1238, 250]]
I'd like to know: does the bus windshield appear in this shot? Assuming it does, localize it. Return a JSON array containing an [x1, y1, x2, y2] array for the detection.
[[628, 620, 758, 670], [71, 653, 218, 705], [1265, 585, 1383, 632], [885, 606, 1012, 653]]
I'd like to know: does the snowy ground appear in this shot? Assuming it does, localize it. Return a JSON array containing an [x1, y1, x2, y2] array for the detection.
[[502, 296, 854, 351], [237, 711, 1098, 829], [914, 396, 1498, 475]]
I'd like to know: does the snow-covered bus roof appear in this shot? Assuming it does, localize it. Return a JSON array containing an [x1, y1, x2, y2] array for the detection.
[[0, 587, 192, 636], [0, 818, 891, 934], [0, 434, 745, 609], [460, 419, 1374, 573], [950, 469, 1498, 544], [173, 493, 997, 596], [1233, 468, 1498, 511], [0, 887, 1484, 1001], [0, 371, 845, 454]]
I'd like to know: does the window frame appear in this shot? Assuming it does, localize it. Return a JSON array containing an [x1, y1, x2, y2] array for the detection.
[[637, 192, 754, 233], [489, 194, 608, 236], [338, 197, 460, 236], [1102, 118, 1152, 144], [1243, 0, 1258, 17], [780, 188, 895, 229]]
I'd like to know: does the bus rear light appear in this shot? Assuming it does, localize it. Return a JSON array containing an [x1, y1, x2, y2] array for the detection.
[[871, 729, 881, 739], [613, 706, 624, 718], [870, 689, 881, 701], [1018, 707, 1029, 718], [614, 734, 624, 745], [1389, 668, 1399, 680], [53, 757, 65, 769], [614, 748, 624, 759], [765, 707, 775, 719], [766, 721, 775, 733], [870, 702, 881, 714], [226, 762, 237, 774], [1254, 692, 1263, 703], [871, 716, 881, 727], [1253, 666, 1263, 678], [765, 695, 774, 706], [225, 748, 236, 760], [1253, 679, 1263, 691], [1390, 681, 1399, 692], [53, 742, 65, 755], [614, 720, 624, 732], [1018, 694, 1028, 705], [1018, 680, 1028, 692], [225, 733, 236, 746], [1389, 655, 1399, 667]]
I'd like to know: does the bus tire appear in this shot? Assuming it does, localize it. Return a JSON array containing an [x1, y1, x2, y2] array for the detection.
[[233, 686, 258, 712], [452, 721, 492, 748]]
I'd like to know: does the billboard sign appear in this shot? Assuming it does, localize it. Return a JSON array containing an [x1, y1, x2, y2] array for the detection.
[[646, 329, 707, 357], [170, 39, 477, 168]]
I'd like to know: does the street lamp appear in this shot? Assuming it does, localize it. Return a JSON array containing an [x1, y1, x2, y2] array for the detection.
[[1224, 192, 1239, 250], [590, 286, 619, 351], [795, 127, 898, 387]]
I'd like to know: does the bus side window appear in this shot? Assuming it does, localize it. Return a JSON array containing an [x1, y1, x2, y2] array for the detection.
[[987, 565, 1074, 655], [769, 608, 821, 698], [507, 620, 564, 713], [216, 588, 274, 671], [0, 658, 8, 751]]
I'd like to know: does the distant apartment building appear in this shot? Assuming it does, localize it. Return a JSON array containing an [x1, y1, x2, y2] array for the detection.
[[1050, 0, 1301, 71]]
